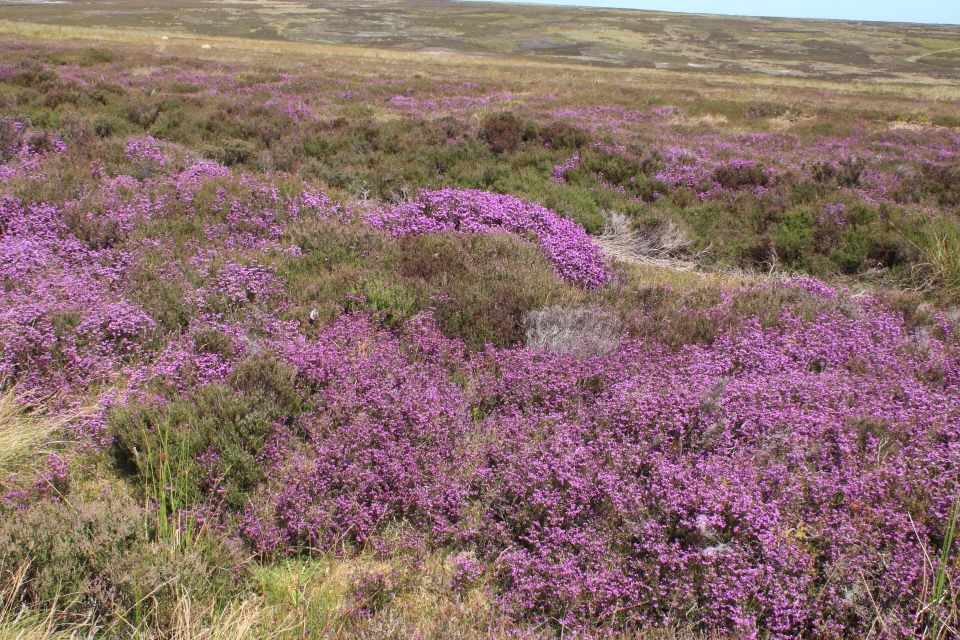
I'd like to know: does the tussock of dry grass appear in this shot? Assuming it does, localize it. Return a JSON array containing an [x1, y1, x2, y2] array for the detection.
[[0, 563, 267, 640], [0, 563, 80, 640], [597, 212, 701, 272], [0, 390, 58, 479], [524, 305, 622, 358], [915, 229, 960, 296]]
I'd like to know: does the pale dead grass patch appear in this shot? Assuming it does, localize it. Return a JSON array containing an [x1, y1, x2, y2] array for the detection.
[[597, 212, 702, 272], [524, 305, 622, 358], [0, 390, 64, 479]]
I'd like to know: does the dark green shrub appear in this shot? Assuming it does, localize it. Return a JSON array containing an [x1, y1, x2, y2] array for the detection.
[[229, 353, 302, 410], [830, 228, 873, 274], [892, 162, 960, 208], [846, 202, 878, 226], [79, 48, 117, 66], [770, 208, 816, 267], [349, 277, 420, 327], [302, 135, 334, 159], [7, 61, 58, 89], [831, 227, 905, 274], [60, 114, 95, 144], [837, 156, 867, 187], [208, 138, 256, 166], [537, 121, 589, 149], [110, 371, 301, 511], [730, 285, 848, 328], [713, 163, 769, 190], [125, 99, 161, 128], [433, 115, 472, 142], [41, 89, 82, 109], [568, 149, 638, 186], [789, 179, 824, 205], [93, 114, 125, 138], [811, 161, 837, 184], [397, 232, 580, 347]]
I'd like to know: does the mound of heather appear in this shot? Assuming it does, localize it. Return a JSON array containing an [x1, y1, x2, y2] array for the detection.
[[367, 188, 611, 289]]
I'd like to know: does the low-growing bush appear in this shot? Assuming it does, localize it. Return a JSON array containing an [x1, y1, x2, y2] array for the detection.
[[350, 277, 420, 327], [93, 114, 125, 138], [770, 207, 816, 268], [111, 368, 301, 512], [837, 156, 867, 187], [478, 112, 524, 154], [713, 160, 769, 190], [536, 121, 589, 148], [398, 232, 581, 347], [208, 138, 256, 166], [125, 99, 162, 128]]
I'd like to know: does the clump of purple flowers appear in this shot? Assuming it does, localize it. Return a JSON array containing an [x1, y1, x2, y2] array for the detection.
[[450, 552, 484, 592], [4, 39, 960, 639], [175, 160, 230, 202], [124, 134, 167, 166], [207, 261, 281, 308], [551, 153, 580, 183], [367, 188, 610, 288]]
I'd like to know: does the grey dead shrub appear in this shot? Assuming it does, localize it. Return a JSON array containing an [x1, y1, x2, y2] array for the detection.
[[523, 305, 622, 358]]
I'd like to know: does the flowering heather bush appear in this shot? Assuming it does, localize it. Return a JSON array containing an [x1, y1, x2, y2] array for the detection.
[[367, 189, 610, 288], [175, 160, 231, 202], [0, 195, 153, 393], [243, 313, 471, 552], [0, 118, 67, 181], [124, 134, 167, 166], [206, 261, 282, 308], [551, 153, 580, 183]]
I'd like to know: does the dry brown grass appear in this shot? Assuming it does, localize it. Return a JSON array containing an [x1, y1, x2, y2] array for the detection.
[[524, 305, 622, 358], [0, 564, 267, 640], [0, 390, 63, 479], [0, 563, 81, 640], [597, 212, 702, 272]]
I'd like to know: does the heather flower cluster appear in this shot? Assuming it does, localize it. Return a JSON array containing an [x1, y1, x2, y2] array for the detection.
[[175, 160, 231, 202], [124, 134, 167, 166], [551, 153, 580, 183], [0, 194, 153, 393], [367, 189, 611, 288], [0, 118, 67, 181]]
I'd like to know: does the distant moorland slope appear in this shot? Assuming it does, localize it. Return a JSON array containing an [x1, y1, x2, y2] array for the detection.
[[1, 0, 960, 81]]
